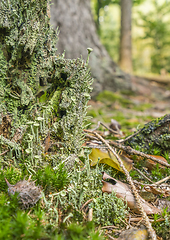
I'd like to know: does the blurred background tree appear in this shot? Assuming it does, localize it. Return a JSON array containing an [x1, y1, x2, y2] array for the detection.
[[91, 0, 170, 75], [134, 0, 170, 74], [91, 0, 145, 73], [50, 0, 170, 99]]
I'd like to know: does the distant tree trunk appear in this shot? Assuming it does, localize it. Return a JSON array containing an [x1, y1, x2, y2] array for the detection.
[[95, 0, 102, 33], [119, 0, 133, 73], [50, 0, 132, 98]]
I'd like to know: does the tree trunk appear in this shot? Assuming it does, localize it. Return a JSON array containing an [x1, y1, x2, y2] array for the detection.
[[119, 0, 133, 73], [50, 0, 132, 98]]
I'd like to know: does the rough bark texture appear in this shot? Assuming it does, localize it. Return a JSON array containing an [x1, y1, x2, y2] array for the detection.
[[119, 0, 132, 73], [50, 0, 132, 98]]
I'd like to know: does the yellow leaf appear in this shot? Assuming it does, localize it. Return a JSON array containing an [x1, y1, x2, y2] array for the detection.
[[89, 148, 133, 172]]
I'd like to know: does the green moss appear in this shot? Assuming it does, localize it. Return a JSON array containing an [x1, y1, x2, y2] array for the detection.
[[87, 109, 98, 118], [96, 90, 132, 107], [133, 103, 153, 111], [124, 114, 170, 154]]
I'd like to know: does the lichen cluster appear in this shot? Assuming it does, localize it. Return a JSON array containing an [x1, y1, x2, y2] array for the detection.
[[125, 114, 170, 154], [0, 0, 93, 166]]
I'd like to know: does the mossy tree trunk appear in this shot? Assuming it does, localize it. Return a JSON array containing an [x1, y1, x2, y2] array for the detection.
[[0, 0, 93, 168]]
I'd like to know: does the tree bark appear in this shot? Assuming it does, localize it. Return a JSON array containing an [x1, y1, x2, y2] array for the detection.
[[119, 0, 133, 73], [50, 0, 132, 98]]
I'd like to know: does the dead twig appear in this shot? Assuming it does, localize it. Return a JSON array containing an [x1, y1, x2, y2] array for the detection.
[[80, 198, 93, 211], [109, 140, 170, 168], [84, 129, 157, 240], [133, 167, 154, 184], [129, 217, 165, 223], [91, 121, 121, 135], [119, 129, 141, 143], [0, 150, 9, 156], [106, 234, 116, 240], [100, 122, 121, 135], [154, 175, 170, 185], [101, 225, 119, 229]]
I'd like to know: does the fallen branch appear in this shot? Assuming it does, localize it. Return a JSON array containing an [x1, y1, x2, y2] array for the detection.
[[80, 198, 93, 211], [133, 167, 154, 183], [84, 129, 157, 240], [109, 140, 170, 168]]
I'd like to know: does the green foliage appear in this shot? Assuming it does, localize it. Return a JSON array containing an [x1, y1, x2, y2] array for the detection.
[[125, 114, 170, 155], [0, 0, 93, 169], [35, 165, 68, 194], [0, 191, 104, 240], [0, 194, 49, 240], [153, 209, 170, 240], [135, 0, 170, 73], [51, 156, 128, 227], [60, 222, 104, 240]]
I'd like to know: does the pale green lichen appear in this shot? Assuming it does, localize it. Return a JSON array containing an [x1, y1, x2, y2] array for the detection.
[[0, 0, 93, 167]]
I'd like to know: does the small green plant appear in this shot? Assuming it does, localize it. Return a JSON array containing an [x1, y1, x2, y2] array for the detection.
[[0, 194, 49, 240], [153, 209, 170, 240], [35, 164, 69, 194], [63, 222, 104, 240], [152, 147, 161, 156], [163, 151, 169, 161], [0, 166, 24, 192], [151, 164, 164, 181]]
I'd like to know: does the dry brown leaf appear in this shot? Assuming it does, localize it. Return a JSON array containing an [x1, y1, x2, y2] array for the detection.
[[102, 172, 161, 215], [155, 199, 170, 212], [128, 154, 168, 171], [143, 185, 170, 198], [145, 155, 168, 170]]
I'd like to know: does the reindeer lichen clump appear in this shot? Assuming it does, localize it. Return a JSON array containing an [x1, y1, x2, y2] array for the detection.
[[0, 0, 93, 166]]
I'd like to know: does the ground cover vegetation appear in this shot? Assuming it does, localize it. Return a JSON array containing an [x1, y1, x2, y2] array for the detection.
[[0, 0, 170, 240]]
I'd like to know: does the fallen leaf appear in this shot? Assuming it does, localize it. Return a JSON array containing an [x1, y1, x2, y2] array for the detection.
[[128, 154, 168, 171], [102, 172, 161, 215], [109, 119, 121, 131], [145, 155, 168, 170], [117, 226, 148, 240], [155, 199, 170, 212], [89, 148, 133, 172], [144, 185, 170, 198]]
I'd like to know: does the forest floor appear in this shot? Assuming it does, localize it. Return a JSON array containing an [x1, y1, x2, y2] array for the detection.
[[1, 78, 170, 240], [85, 80, 170, 240], [87, 80, 170, 136]]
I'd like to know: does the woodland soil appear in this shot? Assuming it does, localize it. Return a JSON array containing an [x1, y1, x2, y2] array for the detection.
[[87, 78, 170, 134]]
